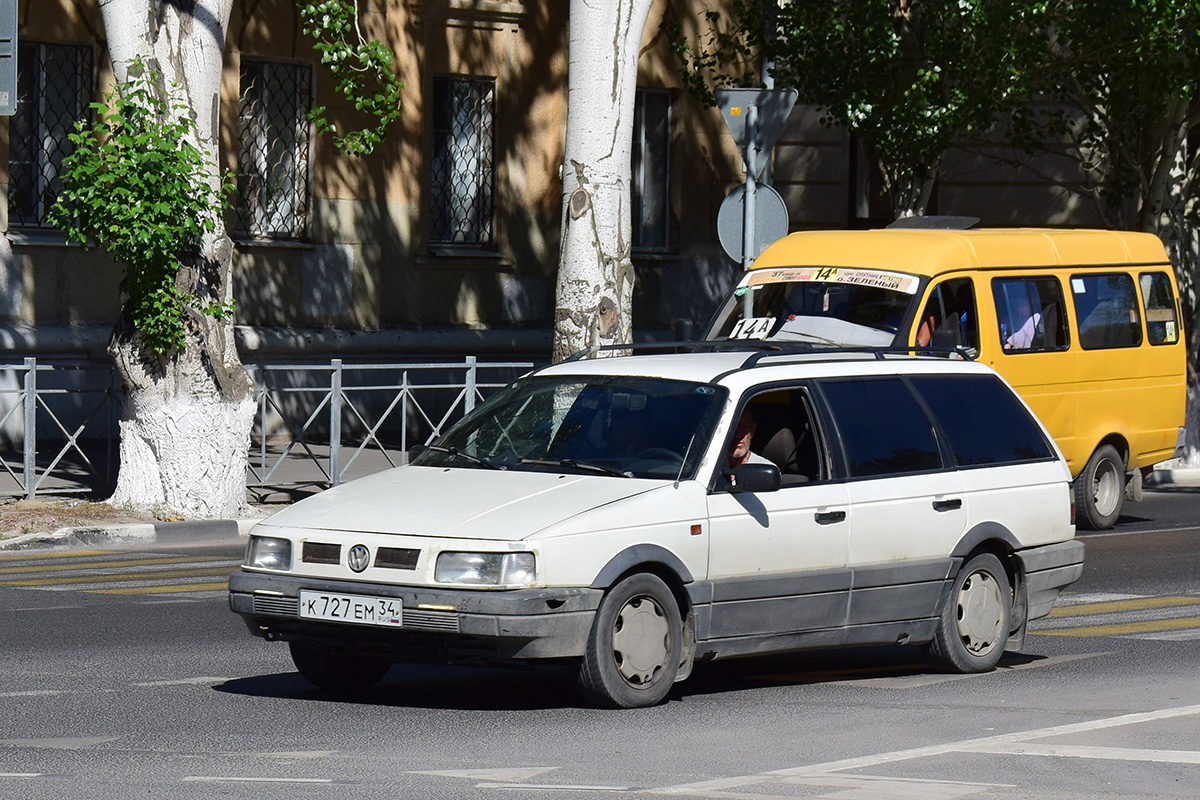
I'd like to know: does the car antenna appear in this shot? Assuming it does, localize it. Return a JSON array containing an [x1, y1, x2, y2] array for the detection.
[[675, 434, 697, 489]]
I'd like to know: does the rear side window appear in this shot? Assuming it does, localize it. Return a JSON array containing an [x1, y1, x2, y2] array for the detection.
[[909, 375, 1054, 466], [1140, 272, 1180, 346], [1071, 273, 1142, 349], [993, 277, 1069, 352], [819, 378, 942, 477]]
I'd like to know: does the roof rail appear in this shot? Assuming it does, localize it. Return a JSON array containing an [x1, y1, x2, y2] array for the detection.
[[563, 340, 977, 364]]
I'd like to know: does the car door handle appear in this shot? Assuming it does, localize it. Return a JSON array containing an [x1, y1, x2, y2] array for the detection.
[[933, 498, 963, 512], [815, 510, 847, 525]]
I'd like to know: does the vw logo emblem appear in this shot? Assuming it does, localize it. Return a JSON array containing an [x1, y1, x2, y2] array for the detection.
[[347, 544, 371, 573]]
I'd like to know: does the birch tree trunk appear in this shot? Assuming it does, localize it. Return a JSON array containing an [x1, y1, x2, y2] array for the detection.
[[100, 0, 255, 517], [552, 0, 654, 363]]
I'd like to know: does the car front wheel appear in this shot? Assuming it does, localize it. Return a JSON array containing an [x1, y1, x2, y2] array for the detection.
[[577, 573, 682, 708]]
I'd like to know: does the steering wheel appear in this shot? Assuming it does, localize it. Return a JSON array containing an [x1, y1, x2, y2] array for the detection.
[[634, 447, 682, 462]]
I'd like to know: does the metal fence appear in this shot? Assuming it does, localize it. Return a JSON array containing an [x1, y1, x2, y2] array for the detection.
[[1, 356, 533, 501]]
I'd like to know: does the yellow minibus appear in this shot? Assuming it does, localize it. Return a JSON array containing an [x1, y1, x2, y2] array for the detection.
[[702, 224, 1186, 529]]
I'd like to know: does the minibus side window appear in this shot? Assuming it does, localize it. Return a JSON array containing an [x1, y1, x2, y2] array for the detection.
[[1140, 272, 1180, 345], [1071, 273, 1142, 350], [993, 277, 1069, 353], [916, 278, 978, 352]]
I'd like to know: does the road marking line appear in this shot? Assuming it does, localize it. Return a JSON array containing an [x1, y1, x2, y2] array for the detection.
[[477, 784, 629, 792], [0, 555, 214, 574], [966, 743, 1200, 764], [651, 703, 1200, 795], [1121, 628, 1200, 641], [183, 776, 338, 784], [133, 677, 228, 687], [1047, 596, 1200, 616], [0, 690, 74, 698], [0, 737, 118, 750], [0, 567, 235, 587], [1054, 592, 1144, 605], [1034, 616, 1200, 636], [0, 550, 108, 562], [0, 773, 41, 778], [90, 582, 228, 595]]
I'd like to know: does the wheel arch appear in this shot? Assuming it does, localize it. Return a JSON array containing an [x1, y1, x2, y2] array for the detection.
[[951, 522, 1028, 649], [1075, 433, 1130, 477], [589, 544, 693, 618]]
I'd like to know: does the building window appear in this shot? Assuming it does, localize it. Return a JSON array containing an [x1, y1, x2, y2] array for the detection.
[[430, 76, 495, 248], [8, 42, 92, 229], [236, 59, 312, 239], [632, 88, 670, 251]]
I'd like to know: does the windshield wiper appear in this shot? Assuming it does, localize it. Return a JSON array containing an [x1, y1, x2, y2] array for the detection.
[[425, 444, 504, 470], [519, 457, 632, 478]]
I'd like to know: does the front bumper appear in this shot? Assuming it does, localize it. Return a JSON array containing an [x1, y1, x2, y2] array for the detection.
[[228, 569, 604, 662]]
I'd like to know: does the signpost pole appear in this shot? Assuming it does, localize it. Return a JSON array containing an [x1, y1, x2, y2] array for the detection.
[[741, 105, 758, 318]]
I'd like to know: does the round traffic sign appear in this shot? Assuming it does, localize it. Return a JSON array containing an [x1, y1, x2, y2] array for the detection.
[[717, 183, 789, 263]]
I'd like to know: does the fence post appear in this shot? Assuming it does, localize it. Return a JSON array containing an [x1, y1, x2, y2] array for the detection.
[[464, 355, 477, 414], [23, 357, 36, 500], [330, 359, 343, 485]]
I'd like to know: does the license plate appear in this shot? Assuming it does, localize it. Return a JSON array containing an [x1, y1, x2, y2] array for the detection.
[[299, 590, 402, 627]]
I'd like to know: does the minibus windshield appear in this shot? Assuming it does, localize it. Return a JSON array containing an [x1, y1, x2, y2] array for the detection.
[[706, 266, 921, 347]]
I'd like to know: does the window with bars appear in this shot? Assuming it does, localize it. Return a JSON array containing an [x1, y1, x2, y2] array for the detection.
[[236, 59, 312, 239], [8, 42, 92, 229], [632, 88, 671, 252], [430, 76, 495, 248]]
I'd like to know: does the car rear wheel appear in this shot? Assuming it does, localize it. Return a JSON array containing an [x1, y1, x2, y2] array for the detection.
[[1075, 444, 1124, 530], [925, 552, 1011, 673], [289, 642, 390, 692], [577, 573, 682, 708]]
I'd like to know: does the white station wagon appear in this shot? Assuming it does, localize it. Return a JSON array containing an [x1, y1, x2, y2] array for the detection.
[[230, 348, 1084, 708]]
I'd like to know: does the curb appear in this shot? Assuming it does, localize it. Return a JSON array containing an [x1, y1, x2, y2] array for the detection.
[[1146, 468, 1200, 489], [0, 517, 263, 551]]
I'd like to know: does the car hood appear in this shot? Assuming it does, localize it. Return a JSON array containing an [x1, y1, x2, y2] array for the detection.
[[256, 465, 666, 541]]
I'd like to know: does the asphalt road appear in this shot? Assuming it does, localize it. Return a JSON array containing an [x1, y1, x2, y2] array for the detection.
[[1, 489, 1198, 800]]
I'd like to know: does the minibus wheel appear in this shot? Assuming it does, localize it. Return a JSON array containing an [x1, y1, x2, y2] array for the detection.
[[1075, 444, 1124, 530]]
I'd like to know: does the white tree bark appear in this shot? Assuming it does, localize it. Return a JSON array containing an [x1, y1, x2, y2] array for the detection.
[[100, 0, 255, 517], [552, 0, 654, 363]]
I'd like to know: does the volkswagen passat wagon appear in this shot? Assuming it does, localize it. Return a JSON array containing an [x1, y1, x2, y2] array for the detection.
[[229, 348, 1083, 708]]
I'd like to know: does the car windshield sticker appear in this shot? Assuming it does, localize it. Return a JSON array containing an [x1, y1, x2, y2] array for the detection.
[[742, 266, 920, 295], [730, 317, 776, 339]]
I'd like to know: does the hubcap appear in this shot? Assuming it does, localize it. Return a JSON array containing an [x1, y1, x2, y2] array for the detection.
[[956, 570, 1003, 656], [1092, 458, 1121, 517], [611, 595, 670, 686]]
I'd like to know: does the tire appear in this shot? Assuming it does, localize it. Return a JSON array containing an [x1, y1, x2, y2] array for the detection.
[[1075, 444, 1125, 530], [577, 573, 683, 709], [289, 643, 390, 692], [925, 553, 1011, 673]]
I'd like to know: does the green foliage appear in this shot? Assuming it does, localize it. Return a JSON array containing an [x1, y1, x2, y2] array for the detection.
[[673, 0, 1048, 217], [49, 60, 233, 354], [1009, 0, 1200, 229], [298, 0, 404, 157]]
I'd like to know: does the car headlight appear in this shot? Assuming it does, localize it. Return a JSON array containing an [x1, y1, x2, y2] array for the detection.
[[435, 551, 536, 587], [245, 536, 292, 571]]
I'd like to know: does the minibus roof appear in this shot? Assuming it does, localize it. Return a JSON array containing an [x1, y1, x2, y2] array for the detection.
[[751, 228, 1171, 277]]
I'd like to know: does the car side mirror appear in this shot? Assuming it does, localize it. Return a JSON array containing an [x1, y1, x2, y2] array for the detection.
[[723, 463, 781, 493]]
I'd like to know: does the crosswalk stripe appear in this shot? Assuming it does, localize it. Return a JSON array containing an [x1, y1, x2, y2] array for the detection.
[[0, 550, 108, 562], [91, 583, 229, 595], [1035, 616, 1200, 637], [1047, 596, 1200, 617], [0, 567, 235, 587], [0, 555, 219, 575]]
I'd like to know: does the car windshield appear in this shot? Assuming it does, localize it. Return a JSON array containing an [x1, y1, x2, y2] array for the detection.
[[412, 374, 728, 480], [706, 267, 921, 347]]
